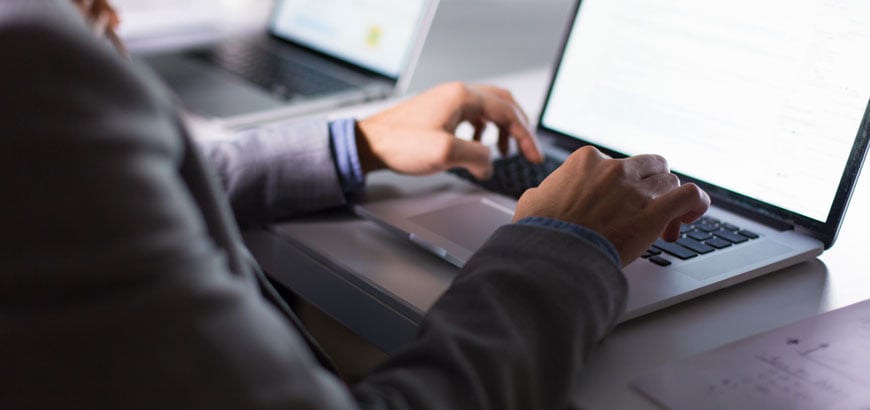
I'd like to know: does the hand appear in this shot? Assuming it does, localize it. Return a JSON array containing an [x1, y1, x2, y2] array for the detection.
[[513, 146, 710, 266], [73, 0, 120, 30], [72, 0, 126, 56], [356, 82, 542, 179]]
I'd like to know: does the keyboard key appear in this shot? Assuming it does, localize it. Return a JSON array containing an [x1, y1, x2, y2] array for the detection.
[[738, 230, 759, 239], [649, 256, 672, 266], [449, 155, 561, 199], [721, 222, 740, 231], [653, 239, 698, 260], [713, 230, 749, 244], [680, 224, 694, 234], [676, 237, 715, 254], [695, 223, 720, 233], [191, 45, 354, 99], [705, 237, 733, 249], [687, 231, 713, 241], [700, 216, 720, 224]]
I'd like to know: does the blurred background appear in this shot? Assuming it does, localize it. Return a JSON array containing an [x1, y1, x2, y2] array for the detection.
[[114, 0, 575, 91]]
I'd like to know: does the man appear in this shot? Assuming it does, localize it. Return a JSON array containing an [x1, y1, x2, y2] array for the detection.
[[0, 1, 710, 409]]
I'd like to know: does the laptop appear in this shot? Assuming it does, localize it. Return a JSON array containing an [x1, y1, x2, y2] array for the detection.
[[142, 0, 438, 127], [355, 0, 870, 321]]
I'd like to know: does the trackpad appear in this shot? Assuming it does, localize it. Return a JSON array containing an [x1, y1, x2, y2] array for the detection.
[[409, 199, 513, 251]]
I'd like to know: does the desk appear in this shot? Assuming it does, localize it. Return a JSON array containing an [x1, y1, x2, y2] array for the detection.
[[244, 65, 870, 409]]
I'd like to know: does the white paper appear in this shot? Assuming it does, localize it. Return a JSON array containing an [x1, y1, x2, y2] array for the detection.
[[633, 299, 870, 410]]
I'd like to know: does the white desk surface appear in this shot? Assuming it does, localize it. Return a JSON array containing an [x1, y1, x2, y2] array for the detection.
[[268, 67, 870, 409]]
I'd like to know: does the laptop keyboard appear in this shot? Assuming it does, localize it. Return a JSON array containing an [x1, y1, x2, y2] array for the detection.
[[449, 154, 562, 199], [190, 42, 355, 100], [643, 216, 759, 266], [450, 154, 760, 266]]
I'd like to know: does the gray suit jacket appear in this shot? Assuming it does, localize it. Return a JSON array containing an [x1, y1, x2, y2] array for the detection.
[[0, 1, 628, 409]]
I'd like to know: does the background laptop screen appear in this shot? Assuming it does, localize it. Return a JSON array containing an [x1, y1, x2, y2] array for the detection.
[[270, 0, 428, 78], [541, 0, 870, 223]]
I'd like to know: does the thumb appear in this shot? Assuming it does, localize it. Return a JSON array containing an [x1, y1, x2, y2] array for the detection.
[[447, 138, 493, 180]]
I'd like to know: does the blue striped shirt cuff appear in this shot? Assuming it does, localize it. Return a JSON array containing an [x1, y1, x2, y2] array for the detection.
[[329, 118, 366, 198], [516, 217, 621, 267]]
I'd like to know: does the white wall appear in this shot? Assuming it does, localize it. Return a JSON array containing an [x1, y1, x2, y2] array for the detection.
[[409, 0, 575, 90], [115, 0, 576, 90]]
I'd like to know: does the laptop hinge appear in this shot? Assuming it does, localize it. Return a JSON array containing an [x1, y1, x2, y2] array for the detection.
[[711, 197, 795, 232]]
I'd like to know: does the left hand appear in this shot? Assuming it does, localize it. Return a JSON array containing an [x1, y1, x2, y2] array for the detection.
[[356, 82, 542, 179]]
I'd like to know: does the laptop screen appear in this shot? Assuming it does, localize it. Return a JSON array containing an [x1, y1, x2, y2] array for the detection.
[[270, 0, 430, 78], [540, 0, 870, 224]]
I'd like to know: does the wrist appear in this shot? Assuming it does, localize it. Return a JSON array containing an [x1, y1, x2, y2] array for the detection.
[[515, 217, 622, 267], [355, 120, 385, 174]]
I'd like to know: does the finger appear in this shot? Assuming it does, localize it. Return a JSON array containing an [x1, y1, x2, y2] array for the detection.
[[447, 138, 493, 179], [649, 183, 711, 236], [569, 145, 611, 167], [105, 26, 129, 57], [638, 172, 681, 198], [74, 0, 95, 20], [88, 0, 103, 20], [474, 95, 542, 163], [92, 12, 110, 35], [471, 119, 486, 143], [516, 126, 543, 164], [622, 154, 669, 180], [497, 127, 510, 157], [95, 0, 121, 28], [662, 219, 683, 242], [463, 85, 539, 160], [472, 84, 531, 125]]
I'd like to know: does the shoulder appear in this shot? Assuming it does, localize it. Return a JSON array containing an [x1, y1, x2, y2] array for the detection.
[[0, 0, 167, 103], [1, 0, 182, 153], [1, 0, 96, 52]]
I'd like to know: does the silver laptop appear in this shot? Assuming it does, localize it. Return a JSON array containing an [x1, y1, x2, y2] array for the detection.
[[142, 0, 438, 126], [355, 0, 870, 322]]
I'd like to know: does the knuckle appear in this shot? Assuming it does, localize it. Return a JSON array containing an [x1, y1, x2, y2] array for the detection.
[[690, 183, 709, 201], [498, 88, 516, 101], [679, 183, 707, 204], [577, 145, 598, 155], [441, 81, 469, 99], [601, 160, 627, 179], [651, 154, 669, 169], [683, 182, 700, 195], [570, 145, 598, 163]]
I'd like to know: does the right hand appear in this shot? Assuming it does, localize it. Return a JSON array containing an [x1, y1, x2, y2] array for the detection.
[[514, 146, 710, 266]]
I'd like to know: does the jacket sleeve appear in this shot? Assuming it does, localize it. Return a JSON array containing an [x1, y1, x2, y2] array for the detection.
[[353, 224, 627, 410], [197, 120, 348, 228]]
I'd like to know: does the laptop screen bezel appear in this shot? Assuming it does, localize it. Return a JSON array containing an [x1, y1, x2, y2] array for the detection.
[[535, 0, 870, 250], [265, 0, 438, 87]]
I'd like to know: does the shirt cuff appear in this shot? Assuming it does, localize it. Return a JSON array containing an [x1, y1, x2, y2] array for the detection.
[[329, 118, 366, 198], [515, 217, 622, 267]]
